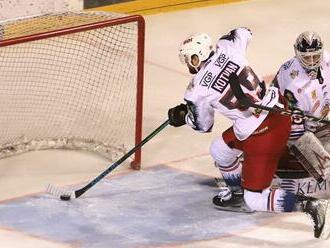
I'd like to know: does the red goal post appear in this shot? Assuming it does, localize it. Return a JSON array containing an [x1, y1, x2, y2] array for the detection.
[[0, 12, 145, 169]]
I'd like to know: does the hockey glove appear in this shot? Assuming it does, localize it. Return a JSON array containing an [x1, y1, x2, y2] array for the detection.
[[168, 103, 188, 127]]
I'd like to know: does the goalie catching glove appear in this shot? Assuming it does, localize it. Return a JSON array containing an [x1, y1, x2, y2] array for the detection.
[[168, 103, 188, 127]]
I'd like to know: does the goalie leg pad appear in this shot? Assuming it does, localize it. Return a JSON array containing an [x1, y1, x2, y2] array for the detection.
[[315, 125, 330, 154], [292, 131, 330, 181]]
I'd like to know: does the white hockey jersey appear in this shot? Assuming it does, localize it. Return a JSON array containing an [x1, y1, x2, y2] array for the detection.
[[184, 28, 277, 140], [275, 51, 330, 136], [276, 51, 330, 117]]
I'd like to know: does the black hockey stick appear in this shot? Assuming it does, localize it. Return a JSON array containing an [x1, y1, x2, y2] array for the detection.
[[47, 119, 170, 200], [228, 73, 330, 124]]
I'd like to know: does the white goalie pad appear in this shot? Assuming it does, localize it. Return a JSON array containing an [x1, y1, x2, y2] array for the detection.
[[315, 125, 330, 154], [292, 131, 330, 181]]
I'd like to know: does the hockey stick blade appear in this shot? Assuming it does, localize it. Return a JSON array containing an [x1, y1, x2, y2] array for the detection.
[[46, 120, 169, 200], [46, 184, 75, 201]]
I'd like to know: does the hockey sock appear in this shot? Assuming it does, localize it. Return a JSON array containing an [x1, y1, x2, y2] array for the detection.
[[215, 158, 242, 190], [244, 187, 297, 212]]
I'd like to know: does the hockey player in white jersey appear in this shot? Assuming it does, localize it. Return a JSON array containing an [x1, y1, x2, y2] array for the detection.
[[168, 28, 330, 239], [273, 31, 330, 200], [273, 31, 329, 136]]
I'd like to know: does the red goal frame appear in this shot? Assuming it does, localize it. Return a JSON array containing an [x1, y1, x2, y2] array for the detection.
[[0, 14, 145, 170]]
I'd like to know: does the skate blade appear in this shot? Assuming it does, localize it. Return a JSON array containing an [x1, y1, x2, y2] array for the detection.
[[214, 205, 255, 214]]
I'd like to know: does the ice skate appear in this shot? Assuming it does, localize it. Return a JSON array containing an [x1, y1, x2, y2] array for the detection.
[[212, 186, 254, 213]]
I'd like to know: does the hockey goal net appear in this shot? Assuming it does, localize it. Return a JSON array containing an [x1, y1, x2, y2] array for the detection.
[[0, 11, 145, 169]]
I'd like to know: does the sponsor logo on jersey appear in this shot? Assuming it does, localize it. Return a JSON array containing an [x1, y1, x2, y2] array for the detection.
[[311, 90, 317, 100], [283, 60, 294, 70], [200, 71, 215, 87], [214, 53, 228, 68], [297, 80, 312, 94], [290, 70, 299, 79], [211, 61, 240, 93], [252, 126, 269, 135]]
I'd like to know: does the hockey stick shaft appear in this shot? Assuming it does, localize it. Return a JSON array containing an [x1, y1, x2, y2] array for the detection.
[[228, 73, 330, 124], [74, 119, 170, 198], [242, 101, 330, 124]]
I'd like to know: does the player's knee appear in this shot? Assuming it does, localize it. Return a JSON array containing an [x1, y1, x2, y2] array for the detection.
[[244, 188, 297, 212], [209, 137, 240, 167]]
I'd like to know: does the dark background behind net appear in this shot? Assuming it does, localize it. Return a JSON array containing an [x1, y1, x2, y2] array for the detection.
[[84, 0, 134, 9]]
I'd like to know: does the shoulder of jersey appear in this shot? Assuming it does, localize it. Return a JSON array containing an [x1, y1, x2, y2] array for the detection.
[[280, 57, 296, 71], [322, 50, 330, 67], [278, 57, 303, 84], [216, 27, 251, 47]]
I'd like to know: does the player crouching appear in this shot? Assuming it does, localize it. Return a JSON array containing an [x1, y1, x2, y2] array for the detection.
[[168, 27, 330, 239]]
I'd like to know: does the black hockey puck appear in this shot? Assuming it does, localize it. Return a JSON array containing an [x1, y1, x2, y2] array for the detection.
[[60, 195, 71, 201]]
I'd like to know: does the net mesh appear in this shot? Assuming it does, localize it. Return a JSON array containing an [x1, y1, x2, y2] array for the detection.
[[0, 11, 143, 163]]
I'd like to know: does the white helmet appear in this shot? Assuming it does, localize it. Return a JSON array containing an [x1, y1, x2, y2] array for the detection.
[[294, 31, 323, 72], [178, 33, 213, 70]]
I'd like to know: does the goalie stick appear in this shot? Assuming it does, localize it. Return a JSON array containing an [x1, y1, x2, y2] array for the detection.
[[47, 119, 170, 200], [228, 73, 330, 125]]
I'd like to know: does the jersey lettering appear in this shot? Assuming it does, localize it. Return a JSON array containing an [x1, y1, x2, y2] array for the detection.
[[200, 71, 215, 87], [214, 53, 228, 68], [211, 61, 239, 93], [219, 67, 260, 110]]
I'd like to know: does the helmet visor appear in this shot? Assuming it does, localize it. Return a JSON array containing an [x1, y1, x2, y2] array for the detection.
[[296, 48, 323, 70], [301, 53, 322, 68]]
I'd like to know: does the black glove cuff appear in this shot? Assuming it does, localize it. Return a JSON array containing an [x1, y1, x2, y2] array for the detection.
[[168, 104, 188, 127]]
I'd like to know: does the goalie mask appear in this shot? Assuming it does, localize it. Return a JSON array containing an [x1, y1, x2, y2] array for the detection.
[[294, 31, 323, 76], [179, 33, 213, 74]]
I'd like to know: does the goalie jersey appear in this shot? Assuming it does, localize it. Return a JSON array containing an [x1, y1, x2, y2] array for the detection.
[[273, 51, 330, 138], [184, 27, 278, 140]]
